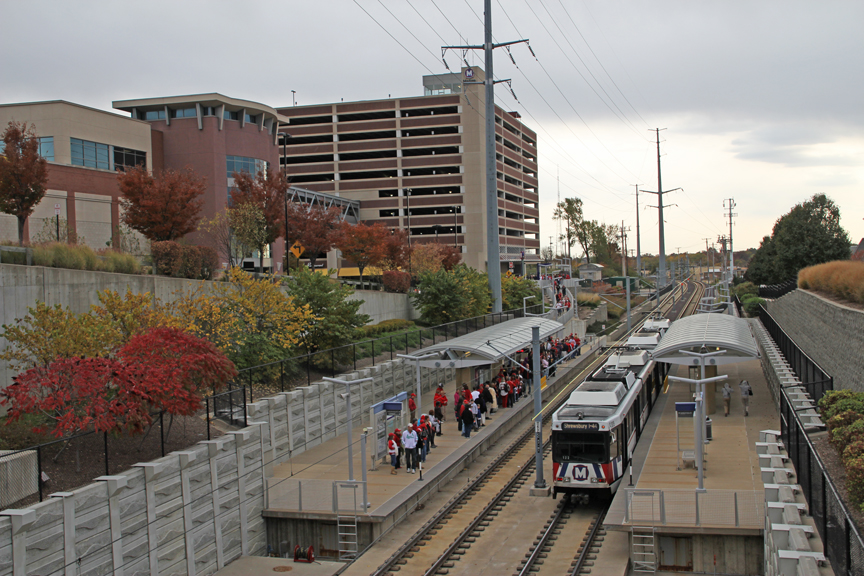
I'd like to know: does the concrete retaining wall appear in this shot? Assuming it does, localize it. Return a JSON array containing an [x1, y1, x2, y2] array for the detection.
[[0, 357, 454, 575], [765, 289, 864, 393]]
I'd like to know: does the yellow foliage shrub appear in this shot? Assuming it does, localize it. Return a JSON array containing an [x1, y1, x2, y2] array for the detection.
[[798, 260, 864, 304]]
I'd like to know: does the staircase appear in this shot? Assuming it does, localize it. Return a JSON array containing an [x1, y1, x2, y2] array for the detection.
[[631, 526, 656, 572], [337, 513, 359, 561]]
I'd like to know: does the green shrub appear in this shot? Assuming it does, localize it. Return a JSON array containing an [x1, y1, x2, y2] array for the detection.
[[844, 440, 864, 462], [361, 318, 415, 337], [844, 456, 864, 508], [733, 281, 758, 299], [51, 243, 86, 269], [741, 294, 765, 315], [31, 245, 53, 266], [819, 390, 861, 420], [100, 250, 141, 275], [830, 418, 864, 453], [199, 246, 219, 280], [178, 245, 203, 279], [827, 410, 863, 436], [822, 395, 864, 423]]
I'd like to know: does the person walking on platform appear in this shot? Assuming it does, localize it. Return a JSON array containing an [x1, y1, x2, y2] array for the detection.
[[408, 393, 417, 422], [482, 384, 495, 419], [722, 382, 733, 417], [388, 433, 398, 474], [739, 379, 752, 416], [434, 403, 444, 435], [402, 424, 418, 473]]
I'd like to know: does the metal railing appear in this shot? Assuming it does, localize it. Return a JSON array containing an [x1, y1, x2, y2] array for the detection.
[[759, 306, 833, 403], [759, 308, 864, 575], [758, 278, 797, 299], [618, 488, 764, 529], [265, 478, 367, 514]]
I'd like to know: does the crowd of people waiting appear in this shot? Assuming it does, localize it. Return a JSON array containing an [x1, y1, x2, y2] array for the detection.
[[387, 333, 582, 474]]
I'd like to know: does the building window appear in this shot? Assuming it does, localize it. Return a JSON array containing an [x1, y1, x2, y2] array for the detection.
[[202, 106, 218, 116], [113, 146, 147, 171], [379, 209, 398, 217], [224, 110, 239, 121], [171, 108, 197, 119], [38, 137, 54, 161], [71, 138, 110, 170], [144, 109, 166, 121], [226, 155, 268, 178], [245, 113, 258, 124]]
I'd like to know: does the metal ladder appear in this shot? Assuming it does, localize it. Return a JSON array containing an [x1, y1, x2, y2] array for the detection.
[[631, 526, 656, 573], [337, 513, 359, 560]]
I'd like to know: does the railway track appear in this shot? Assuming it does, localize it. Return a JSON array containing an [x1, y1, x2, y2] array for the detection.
[[364, 281, 702, 576]]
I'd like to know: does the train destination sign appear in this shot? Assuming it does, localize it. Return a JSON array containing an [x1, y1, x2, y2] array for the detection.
[[561, 422, 600, 431]]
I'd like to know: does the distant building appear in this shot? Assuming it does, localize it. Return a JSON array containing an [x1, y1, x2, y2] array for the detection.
[[852, 239, 864, 261], [579, 263, 604, 282], [276, 67, 541, 275], [0, 100, 152, 247]]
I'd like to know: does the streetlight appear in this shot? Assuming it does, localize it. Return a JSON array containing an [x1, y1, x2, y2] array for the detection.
[[280, 133, 292, 274], [523, 295, 535, 316], [453, 206, 459, 249], [396, 353, 439, 418], [322, 376, 373, 483], [432, 224, 442, 244]]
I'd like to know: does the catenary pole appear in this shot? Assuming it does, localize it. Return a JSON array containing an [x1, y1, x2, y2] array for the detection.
[[654, 129, 666, 289], [635, 184, 641, 281], [483, 0, 502, 312], [532, 326, 546, 489]]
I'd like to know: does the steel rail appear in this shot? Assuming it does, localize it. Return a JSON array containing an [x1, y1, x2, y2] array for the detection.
[[569, 509, 608, 576], [364, 287, 687, 576], [517, 501, 573, 576]]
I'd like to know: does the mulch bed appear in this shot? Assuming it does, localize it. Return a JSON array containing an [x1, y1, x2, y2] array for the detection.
[[4, 414, 223, 509], [810, 432, 864, 533]]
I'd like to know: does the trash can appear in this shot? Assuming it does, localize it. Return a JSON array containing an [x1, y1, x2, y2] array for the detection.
[[705, 417, 713, 441]]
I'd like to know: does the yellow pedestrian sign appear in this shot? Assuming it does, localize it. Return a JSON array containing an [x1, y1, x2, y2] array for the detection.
[[290, 242, 305, 259]]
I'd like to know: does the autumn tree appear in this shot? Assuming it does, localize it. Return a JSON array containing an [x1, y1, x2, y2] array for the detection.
[[228, 202, 267, 269], [412, 264, 491, 325], [334, 221, 388, 289], [501, 274, 541, 312], [439, 245, 461, 270], [0, 290, 176, 375], [2, 327, 236, 437], [379, 228, 410, 271], [284, 203, 341, 270], [117, 166, 206, 242], [745, 194, 851, 285], [200, 208, 245, 267], [230, 169, 287, 273], [0, 121, 49, 245], [174, 266, 317, 370], [284, 264, 370, 366], [553, 197, 585, 261]]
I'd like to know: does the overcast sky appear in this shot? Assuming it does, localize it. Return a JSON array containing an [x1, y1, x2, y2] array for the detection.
[[3, 0, 862, 256]]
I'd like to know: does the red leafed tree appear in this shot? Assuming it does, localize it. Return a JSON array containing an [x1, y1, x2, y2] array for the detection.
[[439, 245, 462, 270], [380, 228, 410, 272], [284, 203, 341, 270], [117, 166, 206, 242], [334, 221, 388, 289], [0, 121, 49, 245], [1, 327, 236, 437], [230, 169, 287, 273]]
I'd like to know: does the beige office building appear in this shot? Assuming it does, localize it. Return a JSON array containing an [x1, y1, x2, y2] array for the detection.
[[277, 67, 541, 274]]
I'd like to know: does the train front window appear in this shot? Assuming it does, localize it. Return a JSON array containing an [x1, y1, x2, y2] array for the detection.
[[553, 432, 609, 464]]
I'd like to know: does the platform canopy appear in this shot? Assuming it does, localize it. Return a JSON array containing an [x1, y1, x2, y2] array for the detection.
[[651, 313, 759, 365], [414, 316, 564, 369]]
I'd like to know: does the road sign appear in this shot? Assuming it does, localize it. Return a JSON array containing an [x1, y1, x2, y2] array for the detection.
[[290, 241, 305, 259], [54, 203, 61, 215]]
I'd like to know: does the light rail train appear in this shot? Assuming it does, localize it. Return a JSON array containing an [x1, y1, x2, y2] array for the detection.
[[550, 320, 671, 501]]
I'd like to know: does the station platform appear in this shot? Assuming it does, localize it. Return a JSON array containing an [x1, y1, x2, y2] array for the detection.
[[597, 355, 781, 574], [262, 336, 607, 559]]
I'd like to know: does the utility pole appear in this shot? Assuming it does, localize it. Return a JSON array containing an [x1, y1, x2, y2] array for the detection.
[[442, 2, 532, 313], [640, 129, 679, 291], [620, 222, 630, 278], [724, 198, 737, 281], [634, 184, 642, 281]]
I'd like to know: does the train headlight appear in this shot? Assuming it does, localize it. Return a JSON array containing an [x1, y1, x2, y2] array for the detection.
[[590, 478, 598, 483]]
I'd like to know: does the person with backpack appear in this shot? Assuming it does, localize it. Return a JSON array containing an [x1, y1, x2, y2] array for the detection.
[[434, 402, 445, 435], [455, 394, 464, 432], [739, 380, 752, 416], [393, 427, 403, 470], [499, 379, 509, 408]]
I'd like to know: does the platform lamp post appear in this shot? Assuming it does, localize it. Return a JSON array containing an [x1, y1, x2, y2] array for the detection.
[[531, 326, 547, 492], [397, 353, 439, 419], [668, 349, 727, 491], [323, 376, 373, 484]]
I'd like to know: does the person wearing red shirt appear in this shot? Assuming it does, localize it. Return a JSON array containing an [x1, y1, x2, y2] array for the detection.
[[388, 433, 398, 474]]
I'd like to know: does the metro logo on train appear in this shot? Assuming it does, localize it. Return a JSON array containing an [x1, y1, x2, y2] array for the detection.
[[573, 465, 588, 480]]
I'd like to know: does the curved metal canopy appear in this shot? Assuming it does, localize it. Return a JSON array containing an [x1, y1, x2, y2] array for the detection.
[[415, 316, 564, 369], [651, 313, 759, 365]]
